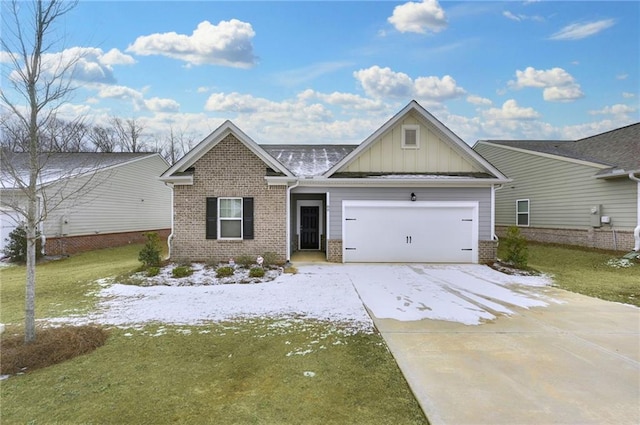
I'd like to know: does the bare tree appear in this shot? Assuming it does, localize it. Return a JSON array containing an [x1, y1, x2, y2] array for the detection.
[[161, 125, 195, 165], [88, 124, 118, 152], [111, 116, 146, 152], [0, 0, 83, 343]]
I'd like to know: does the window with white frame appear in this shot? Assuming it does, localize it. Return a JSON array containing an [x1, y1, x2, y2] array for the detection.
[[219, 197, 243, 239], [516, 199, 530, 226], [402, 125, 420, 149]]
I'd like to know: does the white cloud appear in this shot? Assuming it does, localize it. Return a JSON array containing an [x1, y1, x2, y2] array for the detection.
[[301, 90, 385, 111], [509, 66, 583, 102], [145, 97, 180, 112], [353, 66, 466, 102], [550, 19, 615, 41], [354, 66, 414, 98], [622, 92, 635, 99], [100, 48, 136, 66], [467, 95, 492, 106], [616, 73, 628, 80], [503, 11, 522, 22], [127, 19, 257, 68], [483, 99, 541, 121], [388, 0, 447, 34], [588, 104, 637, 116]]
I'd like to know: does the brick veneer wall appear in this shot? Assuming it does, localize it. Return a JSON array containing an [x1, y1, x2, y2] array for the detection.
[[46, 228, 170, 255], [327, 239, 342, 263], [479, 239, 497, 264], [496, 225, 635, 252], [171, 134, 288, 263]]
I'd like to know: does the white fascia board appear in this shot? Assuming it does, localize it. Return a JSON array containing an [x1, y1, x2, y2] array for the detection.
[[159, 175, 193, 185], [296, 177, 510, 188], [265, 176, 297, 186]]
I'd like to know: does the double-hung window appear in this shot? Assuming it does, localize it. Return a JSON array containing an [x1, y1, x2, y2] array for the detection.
[[206, 197, 254, 240], [219, 198, 243, 239], [516, 199, 530, 227]]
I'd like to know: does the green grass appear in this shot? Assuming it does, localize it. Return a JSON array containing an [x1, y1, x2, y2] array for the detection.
[[0, 246, 427, 424], [1, 322, 426, 424], [500, 243, 640, 307], [0, 244, 146, 325]]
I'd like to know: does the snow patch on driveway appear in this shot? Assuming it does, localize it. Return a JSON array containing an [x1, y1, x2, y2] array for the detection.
[[347, 264, 555, 325]]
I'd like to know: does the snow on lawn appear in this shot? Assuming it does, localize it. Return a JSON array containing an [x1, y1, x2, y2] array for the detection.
[[49, 265, 375, 332], [47, 263, 556, 330]]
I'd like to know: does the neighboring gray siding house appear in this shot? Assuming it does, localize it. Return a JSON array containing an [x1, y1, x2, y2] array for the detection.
[[1, 152, 172, 255], [474, 123, 640, 252], [160, 101, 509, 264]]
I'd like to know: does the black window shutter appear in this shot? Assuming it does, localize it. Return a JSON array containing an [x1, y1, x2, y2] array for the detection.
[[243, 197, 254, 240], [206, 197, 217, 239]]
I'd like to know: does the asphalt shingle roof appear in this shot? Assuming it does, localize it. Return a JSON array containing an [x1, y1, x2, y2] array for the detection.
[[483, 123, 640, 176], [261, 144, 358, 177]]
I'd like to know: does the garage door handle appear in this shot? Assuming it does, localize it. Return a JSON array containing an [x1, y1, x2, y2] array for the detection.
[[462, 219, 473, 222], [461, 248, 473, 251], [406, 236, 412, 244]]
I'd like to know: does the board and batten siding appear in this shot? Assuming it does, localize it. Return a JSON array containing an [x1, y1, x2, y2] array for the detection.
[[475, 143, 638, 231], [42, 155, 171, 237], [341, 113, 482, 174], [291, 186, 492, 240]]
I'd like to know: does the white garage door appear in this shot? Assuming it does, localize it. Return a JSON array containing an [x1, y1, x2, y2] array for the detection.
[[342, 201, 478, 263]]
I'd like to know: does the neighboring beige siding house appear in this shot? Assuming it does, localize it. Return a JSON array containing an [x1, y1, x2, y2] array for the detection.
[[161, 101, 509, 264], [1, 152, 171, 255], [474, 123, 640, 252]]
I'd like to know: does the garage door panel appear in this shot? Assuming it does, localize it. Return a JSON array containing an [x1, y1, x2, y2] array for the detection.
[[343, 202, 478, 263]]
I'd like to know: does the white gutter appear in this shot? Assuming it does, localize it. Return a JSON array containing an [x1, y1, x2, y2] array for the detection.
[[628, 172, 640, 251], [285, 180, 300, 261], [491, 184, 504, 242], [290, 177, 511, 188]]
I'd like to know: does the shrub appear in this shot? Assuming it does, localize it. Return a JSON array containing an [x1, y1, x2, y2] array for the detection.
[[261, 252, 278, 267], [171, 265, 193, 278], [138, 232, 162, 268], [2, 225, 43, 263], [216, 266, 235, 278], [249, 267, 265, 278], [146, 266, 160, 277], [502, 226, 528, 268], [235, 254, 255, 268]]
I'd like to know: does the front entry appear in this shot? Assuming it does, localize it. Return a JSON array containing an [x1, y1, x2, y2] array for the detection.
[[300, 206, 320, 249]]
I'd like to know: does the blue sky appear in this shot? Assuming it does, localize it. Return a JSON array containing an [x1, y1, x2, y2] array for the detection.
[[2, 0, 639, 147]]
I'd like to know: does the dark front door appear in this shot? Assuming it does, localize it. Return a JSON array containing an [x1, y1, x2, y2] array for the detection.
[[300, 206, 320, 249]]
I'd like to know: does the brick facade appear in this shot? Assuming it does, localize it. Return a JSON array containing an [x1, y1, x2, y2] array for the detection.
[[496, 225, 635, 252], [46, 228, 170, 255], [327, 239, 343, 263], [171, 134, 288, 263], [479, 239, 498, 263]]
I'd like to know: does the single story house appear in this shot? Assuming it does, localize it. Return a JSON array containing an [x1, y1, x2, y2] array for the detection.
[[0, 151, 172, 255], [473, 123, 640, 252], [160, 101, 509, 264]]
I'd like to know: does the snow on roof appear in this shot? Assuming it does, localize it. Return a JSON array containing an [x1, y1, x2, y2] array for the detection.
[[0, 152, 155, 188], [261, 145, 357, 177]]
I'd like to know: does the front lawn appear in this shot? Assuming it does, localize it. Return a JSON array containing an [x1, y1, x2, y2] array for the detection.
[[0, 246, 427, 424], [499, 243, 640, 307]]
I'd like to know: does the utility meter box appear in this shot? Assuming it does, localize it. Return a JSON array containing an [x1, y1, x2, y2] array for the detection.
[[590, 205, 602, 228]]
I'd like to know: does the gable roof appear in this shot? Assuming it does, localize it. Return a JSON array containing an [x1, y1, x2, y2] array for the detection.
[[0, 151, 163, 189], [160, 120, 294, 183], [323, 100, 508, 181], [477, 122, 640, 178], [261, 145, 357, 178]]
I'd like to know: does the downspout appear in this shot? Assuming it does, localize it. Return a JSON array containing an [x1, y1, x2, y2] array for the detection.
[[491, 184, 504, 242], [165, 182, 174, 259], [629, 172, 640, 251], [286, 180, 300, 262]]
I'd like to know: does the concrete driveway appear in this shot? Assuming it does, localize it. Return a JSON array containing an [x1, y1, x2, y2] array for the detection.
[[346, 264, 640, 425]]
